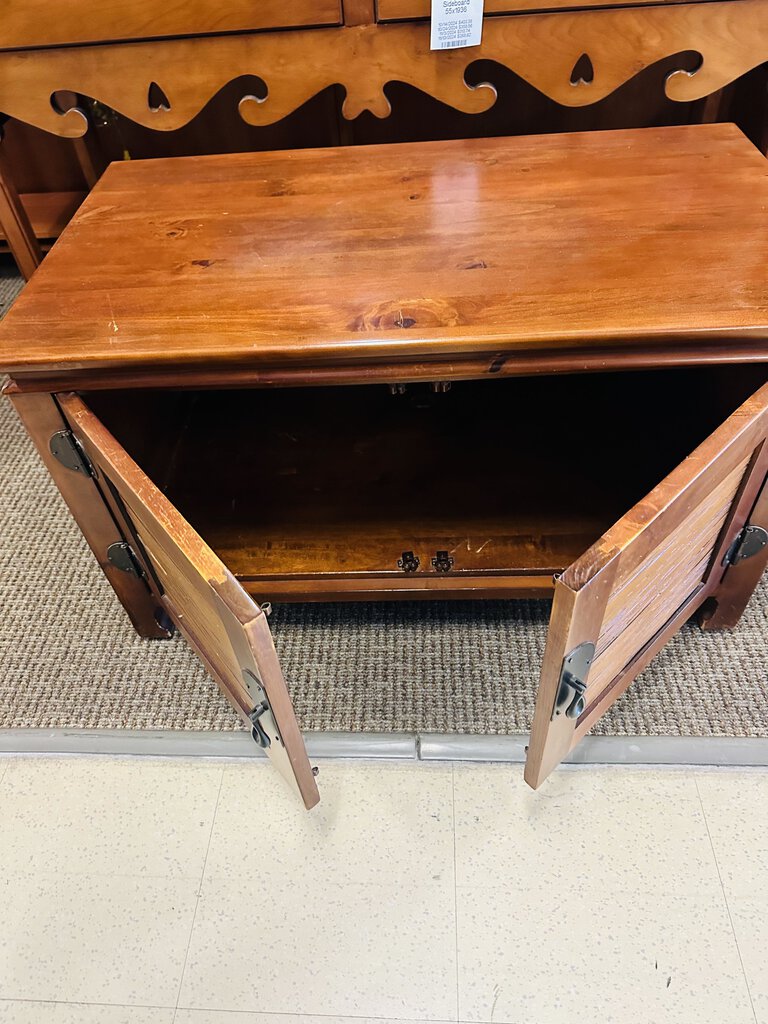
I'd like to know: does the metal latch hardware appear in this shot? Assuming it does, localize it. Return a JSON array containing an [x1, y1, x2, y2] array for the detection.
[[431, 550, 455, 573], [398, 551, 420, 573], [552, 641, 595, 721], [106, 541, 143, 577], [243, 669, 282, 750], [723, 525, 768, 566], [249, 700, 272, 749], [49, 430, 92, 476]]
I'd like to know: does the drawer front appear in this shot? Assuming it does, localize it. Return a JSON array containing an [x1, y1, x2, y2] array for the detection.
[[377, 0, 703, 19], [57, 392, 320, 811], [0, 0, 341, 51], [525, 379, 768, 790]]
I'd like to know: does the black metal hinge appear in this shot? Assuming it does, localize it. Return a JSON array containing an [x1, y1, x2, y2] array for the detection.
[[552, 641, 595, 721], [49, 430, 92, 476], [106, 541, 144, 578], [723, 525, 768, 567]]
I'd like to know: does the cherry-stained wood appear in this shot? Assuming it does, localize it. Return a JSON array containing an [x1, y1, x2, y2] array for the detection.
[[4, 387, 169, 639], [0, 2, 767, 139], [524, 380, 768, 789], [81, 367, 762, 595], [0, 190, 86, 248], [57, 392, 320, 810], [701, 455, 768, 629], [0, 148, 42, 281], [377, 0, 700, 18], [12, 341, 768, 396], [344, 0, 376, 25], [1, 123, 767, 384], [0, 0, 341, 51]]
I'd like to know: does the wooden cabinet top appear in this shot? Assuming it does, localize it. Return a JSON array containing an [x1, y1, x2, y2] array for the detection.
[[2, 122, 768, 386]]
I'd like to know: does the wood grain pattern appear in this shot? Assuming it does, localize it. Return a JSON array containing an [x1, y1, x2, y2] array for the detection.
[[0, 190, 86, 247], [525, 379, 768, 789], [0, 2, 766, 139], [5, 388, 169, 639], [583, 457, 749, 697], [701, 446, 768, 628], [0, 148, 41, 280], [0, 0, 341, 51], [79, 368, 760, 598], [58, 392, 320, 810], [1, 123, 767, 383], [377, 0, 700, 18]]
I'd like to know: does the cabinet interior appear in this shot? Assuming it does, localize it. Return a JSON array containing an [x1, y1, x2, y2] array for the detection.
[[84, 364, 768, 597]]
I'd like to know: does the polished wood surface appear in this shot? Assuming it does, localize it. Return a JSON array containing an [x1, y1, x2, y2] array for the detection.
[[0, 0, 340, 50], [525, 378, 768, 789], [1, 123, 767, 383], [59, 391, 320, 810]]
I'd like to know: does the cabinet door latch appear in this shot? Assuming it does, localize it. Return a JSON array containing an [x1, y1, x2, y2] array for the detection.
[[552, 641, 595, 721], [398, 550, 420, 573], [431, 550, 455, 573], [723, 525, 768, 566], [106, 541, 144, 577], [243, 669, 282, 750], [49, 430, 92, 476]]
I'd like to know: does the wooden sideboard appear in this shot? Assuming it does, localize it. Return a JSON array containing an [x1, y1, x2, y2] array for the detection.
[[1, 0, 768, 276], [1, 122, 767, 807]]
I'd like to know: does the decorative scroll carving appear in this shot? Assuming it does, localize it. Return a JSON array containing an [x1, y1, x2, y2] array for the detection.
[[0, 0, 766, 138]]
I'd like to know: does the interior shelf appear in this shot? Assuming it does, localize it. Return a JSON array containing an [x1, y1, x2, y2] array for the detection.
[[86, 364, 768, 596]]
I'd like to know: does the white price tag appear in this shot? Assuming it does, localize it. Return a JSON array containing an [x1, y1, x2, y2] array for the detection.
[[430, 0, 484, 51]]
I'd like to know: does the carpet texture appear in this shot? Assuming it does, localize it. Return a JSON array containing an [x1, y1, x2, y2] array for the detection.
[[1, 265, 766, 737]]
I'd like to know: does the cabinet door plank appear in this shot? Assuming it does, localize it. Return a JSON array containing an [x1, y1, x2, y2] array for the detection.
[[525, 381, 768, 789], [58, 392, 319, 810]]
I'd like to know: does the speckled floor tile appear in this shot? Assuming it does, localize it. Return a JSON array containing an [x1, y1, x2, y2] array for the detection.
[[0, 873, 198, 1006], [728, 898, 768, 1024], [0, 757, 222, 878], [174, 1015, 457, 1024], [178, 878, 457, 1018], [0, 1002, 174, 1023], [453, 765, 721, 895], [696, 770, 768, 901], [456, 886, 753, 1024], [204, 761, 454, 886]]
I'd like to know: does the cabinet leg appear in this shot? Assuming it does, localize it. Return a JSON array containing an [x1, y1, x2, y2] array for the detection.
[[0, 138, 43, 281], [6, 387, 171, 639]]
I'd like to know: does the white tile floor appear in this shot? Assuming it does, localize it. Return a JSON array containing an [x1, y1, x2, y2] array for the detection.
[[0, 756, 765, 1024]]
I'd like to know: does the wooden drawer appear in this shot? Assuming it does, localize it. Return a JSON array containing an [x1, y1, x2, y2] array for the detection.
[[0, 0, 341, 51], [376, 0, 700, 19], [47, 362, 768, 805]]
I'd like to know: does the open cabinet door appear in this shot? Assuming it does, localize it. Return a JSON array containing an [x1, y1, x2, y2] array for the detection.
[[525, 381, 768, 790], [57, 393, 320, 810]]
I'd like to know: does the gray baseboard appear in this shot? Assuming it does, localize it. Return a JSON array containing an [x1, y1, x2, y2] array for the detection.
[[0, 728, 767, 767]]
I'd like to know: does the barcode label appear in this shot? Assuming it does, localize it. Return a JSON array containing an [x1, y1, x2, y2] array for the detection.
[[430, 0, 483, 51]]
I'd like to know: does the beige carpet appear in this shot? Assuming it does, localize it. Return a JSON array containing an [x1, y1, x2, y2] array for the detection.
[[1, 265, 767, 737]]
